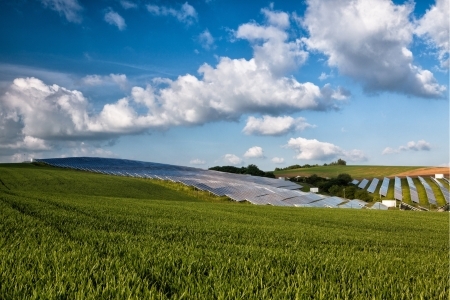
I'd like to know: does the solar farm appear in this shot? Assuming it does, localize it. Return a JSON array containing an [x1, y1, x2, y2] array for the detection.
[[0, 159, 448, 299], [36, 157, 381, 210], [35, 157, 449, 210], [350, 175, 449, 209]]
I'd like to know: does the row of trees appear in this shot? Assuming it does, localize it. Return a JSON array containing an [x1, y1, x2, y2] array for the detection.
[[209, 164, 275, 178], [293, 173, 373, 201], [275, 159, 347, 171]]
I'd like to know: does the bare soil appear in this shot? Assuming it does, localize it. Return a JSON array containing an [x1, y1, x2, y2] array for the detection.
[[393, 167, 449, 178]]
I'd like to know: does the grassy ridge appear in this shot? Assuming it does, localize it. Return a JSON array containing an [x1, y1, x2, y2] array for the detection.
[[0, 164, 449, 299], [274, 165, 423, 179]]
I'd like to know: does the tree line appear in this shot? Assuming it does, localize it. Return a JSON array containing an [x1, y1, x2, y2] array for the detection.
[[209, 164, 275, 178], [274, 158, 346, 172]]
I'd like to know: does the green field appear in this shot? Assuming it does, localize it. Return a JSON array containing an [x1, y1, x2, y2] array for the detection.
[[0, 163, 449, 299], [274, 165, 424, 179]]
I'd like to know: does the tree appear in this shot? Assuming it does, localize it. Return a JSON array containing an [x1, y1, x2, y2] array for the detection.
[[336, 173, 352, 185]]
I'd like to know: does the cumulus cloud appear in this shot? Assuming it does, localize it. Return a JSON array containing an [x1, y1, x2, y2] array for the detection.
[[82, 74, 128, 89], [147, 2, 197, 25], [415, 0, 449, 69], [382, 140, 431, 155], [243, 146, 264, 159], [223, 154, 242, 165], [285, 137, 367, 161], [104, 9, 126, 31], [0, 7, 348, 158], [40, 0, 83, 23], [271, 157, 285, 164], [198, 29, 215, 50], [235, 9, 308, 76], [242, 115, 315, 136], [190, 158, 206, 165], [120, 0, 138, 9], [302, 0, 446, 98]]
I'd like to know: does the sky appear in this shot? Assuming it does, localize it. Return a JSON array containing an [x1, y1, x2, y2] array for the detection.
[[0, 0, 448, 170]]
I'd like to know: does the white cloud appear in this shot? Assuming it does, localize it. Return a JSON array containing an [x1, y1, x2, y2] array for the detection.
[[415, 0, 449, 69], [244, 146, 264, 159], [120, 0, 138, 9], [40, 0, 83, 23], [286, 137, 367, 161], [242, 115, 315, 136], [198, 29, 215, 50], [271, 157, 285, 164], [190, 158, 206, 165], [147, 2, 197, 25], [382, 140, 431, 154], [104, 9, 126, 31], [0, 8, 348, 157], [109, 74, 128, 89], [235, 10, 308, 76], [318, 72, 332, 81], [82, 74, 128, 89], [223, 154, 242, 165], [302, 0, 446, 98], [261, 6, 290, 29]]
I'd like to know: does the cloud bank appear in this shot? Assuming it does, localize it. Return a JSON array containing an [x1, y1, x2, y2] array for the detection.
[[302, 0, 446, 98], [382, 140, 431, 154], [286, 137, 367, 161]]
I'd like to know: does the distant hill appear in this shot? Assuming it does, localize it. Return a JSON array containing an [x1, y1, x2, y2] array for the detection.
[[274, 165, 449, 179]]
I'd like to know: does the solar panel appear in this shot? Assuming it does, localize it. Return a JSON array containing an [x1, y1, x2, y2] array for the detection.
[[351, 179, 359, 185], [418, 176, 436, 205], [406, 177, 419, 203], [358, 179, 369, 189], [338, 199, 367, 209], [431, 177, 449, 203], [394, 177, 402, 201], [366, 178, 379, 193], [371, 202, 388, 210], [34, 157, 393, 210], [379, 177, 389, 197]]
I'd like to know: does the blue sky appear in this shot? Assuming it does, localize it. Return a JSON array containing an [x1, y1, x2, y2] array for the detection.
[[0, 0, 448, 170]]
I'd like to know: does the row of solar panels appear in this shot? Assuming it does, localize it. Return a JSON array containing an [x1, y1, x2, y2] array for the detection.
[[352, 176, 449, 204], [36, 157, 374, 209]]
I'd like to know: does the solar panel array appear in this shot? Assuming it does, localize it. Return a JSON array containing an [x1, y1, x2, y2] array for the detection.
[[371, 202, 388, 210], [358, 179, 369, 189], [351, 179, 359, 185], [379, 177, 389, 196], [406, 177, 420, 203], [431, 177, 449, 204], [338, 199, 367, 209], [418, 176, 436, 205], [366, 178, 379, 193], [394, 177, 403, 201], [36, 157, 367, 209]]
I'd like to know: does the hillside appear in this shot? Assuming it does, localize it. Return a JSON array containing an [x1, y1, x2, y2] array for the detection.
[[274, 165, 449, 179], [0, 163, 448, 299]]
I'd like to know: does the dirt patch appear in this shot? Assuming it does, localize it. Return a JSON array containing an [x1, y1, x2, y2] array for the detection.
[[393, 167, 449, 178]]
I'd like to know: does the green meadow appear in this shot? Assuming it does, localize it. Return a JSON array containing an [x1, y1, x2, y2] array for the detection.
[[0, 163, 448, 299]]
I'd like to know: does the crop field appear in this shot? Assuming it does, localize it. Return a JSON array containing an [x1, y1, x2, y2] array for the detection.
[[0, 163, 449, 299], [273, 165, 441, 179]]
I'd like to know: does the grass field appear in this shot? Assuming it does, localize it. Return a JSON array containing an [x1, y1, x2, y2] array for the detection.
[[274, 165, 425, 179], [0, 163, 449, 299]]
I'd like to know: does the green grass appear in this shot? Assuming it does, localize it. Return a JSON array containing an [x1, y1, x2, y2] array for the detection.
[[401, 178, 412, 204], [0, 164, 449, 299], [274, 165, 424, 179]]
